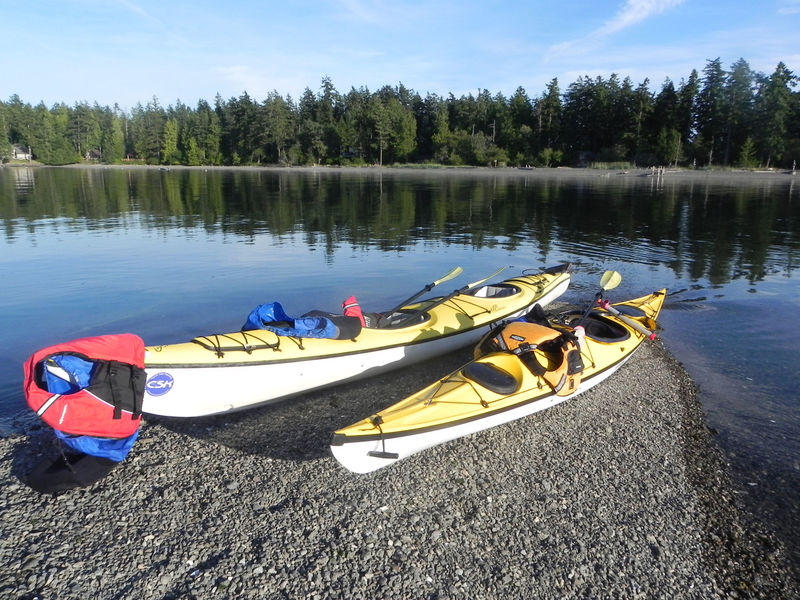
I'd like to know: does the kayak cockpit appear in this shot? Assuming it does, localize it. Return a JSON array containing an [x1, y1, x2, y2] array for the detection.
[[369, 310, 432, 329], [558, 311, 630, 343], [465, 283, 521, 298]]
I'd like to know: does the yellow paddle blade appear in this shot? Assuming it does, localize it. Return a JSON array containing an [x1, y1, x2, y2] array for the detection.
[[434, 266, 463, 286], [600, 270, 622, 291], [467, 266, 507, 289]]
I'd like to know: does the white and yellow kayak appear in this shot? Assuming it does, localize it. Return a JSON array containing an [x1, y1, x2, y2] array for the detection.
[[330, 287, 665, 473], [141, 265, 573, 417]]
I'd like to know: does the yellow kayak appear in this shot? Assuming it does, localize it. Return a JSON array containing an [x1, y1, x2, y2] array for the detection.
[[330, 288, 666, 473], [141, 265, 573, 417]]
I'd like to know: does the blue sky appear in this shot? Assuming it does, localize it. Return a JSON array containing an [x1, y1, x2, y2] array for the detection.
[[3, 0, 799, 110]]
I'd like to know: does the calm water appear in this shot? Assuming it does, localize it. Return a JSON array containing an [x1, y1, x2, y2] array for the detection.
[[2, 166, 799, 557]]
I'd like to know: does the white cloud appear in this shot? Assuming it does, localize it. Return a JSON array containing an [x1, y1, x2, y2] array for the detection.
[[335, 0, 382, 23], [597, 0, 687, 36], [777, 0, 800, 15], [115, 0, 164, 28], [546, 0, 686, 60]]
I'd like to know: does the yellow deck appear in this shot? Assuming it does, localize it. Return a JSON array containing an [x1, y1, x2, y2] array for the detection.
[[144, 269, 572, 367], [333, 290, 666, 439]]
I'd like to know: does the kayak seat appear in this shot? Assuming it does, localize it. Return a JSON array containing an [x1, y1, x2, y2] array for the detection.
[[466, 283, 521, 299], [462, 362, 519, 395], [376, 310, 431, 329]]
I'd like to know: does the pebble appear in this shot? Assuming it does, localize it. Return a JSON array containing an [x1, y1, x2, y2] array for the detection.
[[0, 341, 796, 599]]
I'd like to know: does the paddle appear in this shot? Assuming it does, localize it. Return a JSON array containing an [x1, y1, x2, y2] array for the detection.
[[597, 298, 658, 340], [578, 270, 657, 340], [576, 270, 622, 326], [390, 266, 508, 328], [377, 266, 463, 328]]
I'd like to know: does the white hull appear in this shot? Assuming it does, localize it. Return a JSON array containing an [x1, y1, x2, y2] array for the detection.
[[142, 280, 570, 417], [329, 355, 632, 474], [145, 328, 479, 417]]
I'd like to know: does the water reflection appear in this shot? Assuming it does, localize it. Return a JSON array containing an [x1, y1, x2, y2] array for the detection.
[[2, 167, 797, 286]]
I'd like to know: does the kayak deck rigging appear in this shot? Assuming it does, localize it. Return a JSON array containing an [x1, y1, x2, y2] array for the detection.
[[192, 330, 283, 357], [186, 291, 512, 359]]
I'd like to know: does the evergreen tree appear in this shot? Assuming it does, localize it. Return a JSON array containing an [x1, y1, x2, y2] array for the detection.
[[68, 101, 100, 158], [676, 70, 700, 161], [318, 76, 342, 160], [0, 54, 796, 169], [185, 137, 202, 166], [647, 79, 679, 165], [489, 91, 513, 160], [384, 96, 417, 162], [409, 92, 442, 162], [262, 91, 295, 164], [430, 97, 453, 163], [737, 136, 758, 167], [162, 118, 180, 164], [631, 79, 653, 163], [535, 78, 562, 155], [195, 99, 221, 165], [612, 76, 641, 160], [230, 91, 260, 163], [214, 93, 234, 162], [0, 103, 11, 160], [754, 62, 796, 167], [297, 88, 326, 164], [723, 58, 755, 165], [696, 58, 726, 165], [369, 95, 390, 165], [508, 87, 533, 163], [5, 94, 34, 149], [340, 86, 372, 161], [169, 100, 193, 165], [97, 104, 125, 163], [562, 75, 602, 161], [131, 97, 166, 163]]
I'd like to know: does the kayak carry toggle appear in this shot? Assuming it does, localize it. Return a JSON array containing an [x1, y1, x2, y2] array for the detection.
[[366, 415, 400, 460]]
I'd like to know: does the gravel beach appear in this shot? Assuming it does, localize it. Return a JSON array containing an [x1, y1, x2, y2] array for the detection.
[[1, 340, 797, 599]]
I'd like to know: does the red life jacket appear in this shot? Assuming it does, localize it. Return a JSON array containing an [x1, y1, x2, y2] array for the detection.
[[24, 334, 146, 438], [342, 295, 366, 326]]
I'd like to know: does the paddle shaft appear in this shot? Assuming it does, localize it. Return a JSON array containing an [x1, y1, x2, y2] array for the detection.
[[379, 267, 463, 327], [391, 266, 507, 328], [577, 270, 622, 328], [597, 299, 657, 340]]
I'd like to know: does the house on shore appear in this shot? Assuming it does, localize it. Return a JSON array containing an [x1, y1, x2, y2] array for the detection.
[[12, 144, 32, 161]]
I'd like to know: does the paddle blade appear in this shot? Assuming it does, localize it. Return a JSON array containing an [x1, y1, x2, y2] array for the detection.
[[466, 266, 507, 289], [434, 266, 463, 286], [600, 270, 622, 291]]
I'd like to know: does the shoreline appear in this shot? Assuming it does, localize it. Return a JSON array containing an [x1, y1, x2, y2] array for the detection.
[[1, 340, 796, 598], [5, 160, 798, 184]]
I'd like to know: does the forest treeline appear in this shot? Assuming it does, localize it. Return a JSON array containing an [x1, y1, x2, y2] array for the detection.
[[1, 58, 797, 169]]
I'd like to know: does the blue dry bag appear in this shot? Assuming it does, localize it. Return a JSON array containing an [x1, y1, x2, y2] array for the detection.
[[242, 302, 341, 339]]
